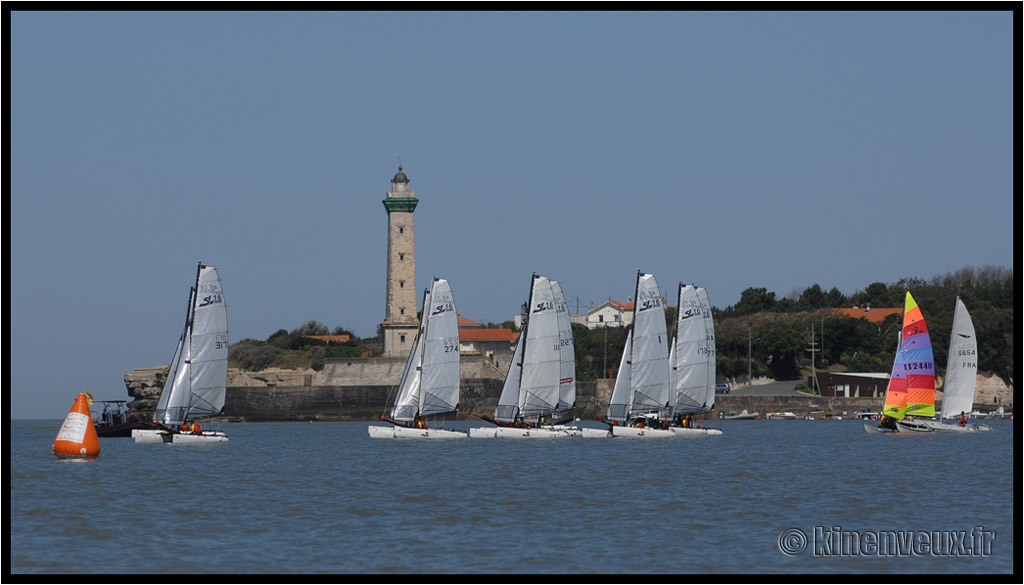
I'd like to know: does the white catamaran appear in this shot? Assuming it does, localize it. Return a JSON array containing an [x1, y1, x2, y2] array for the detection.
[[133, 263, 230, 444], [603, 272, 676, 438], [469, 274, 571, 438], [668, 284, 723, 437], [368, 277, 467, 439], [919, 297, 992, 432]]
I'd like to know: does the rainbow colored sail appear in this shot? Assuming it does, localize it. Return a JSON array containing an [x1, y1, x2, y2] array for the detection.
[[900, 291, 935, 417], [881, 331, 908, 419]]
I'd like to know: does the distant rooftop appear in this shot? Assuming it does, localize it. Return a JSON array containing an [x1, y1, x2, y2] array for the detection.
[[832, 307, 902, 323]]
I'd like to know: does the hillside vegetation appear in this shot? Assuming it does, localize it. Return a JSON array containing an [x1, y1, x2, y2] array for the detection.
[[230, 266, 1014, 387]]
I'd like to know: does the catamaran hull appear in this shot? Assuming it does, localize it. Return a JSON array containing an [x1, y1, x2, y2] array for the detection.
[[493, 426, 567, 438], [895, 420, 936, 433], [368, 425, 467, 439], [172, 431, 229, 443], [916, 420, 992, 432], [670, 426, 724, 437], [132, 429, 170, 443], [467, 426, 569, 438], [610, 426, 676, 438], [863, 423, 897, 434], [131, 429, 229, 443], [468, 427, 497, 439]]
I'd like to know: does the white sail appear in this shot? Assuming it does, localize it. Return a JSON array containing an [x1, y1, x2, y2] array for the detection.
[[671, 284, 710, 416], [494, 327, 525, 423], [629, 272, 670, 416], [155, 298, 190, 425], [419, 278, 461, 417], [391, 289, 429, 422], [550, 280, 576, 414], [606, 331, 633, 422], [696, 286, 716, 411], [940, 297, 978, 420], [391, 278, 460, 421], [155, 264, 229, 426], [519, 275, 561, 419]]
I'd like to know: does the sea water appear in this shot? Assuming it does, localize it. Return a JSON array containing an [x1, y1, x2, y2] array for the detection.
[[9, 418, 1015, 575]]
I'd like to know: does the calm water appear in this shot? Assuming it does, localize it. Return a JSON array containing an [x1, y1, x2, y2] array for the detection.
[[9, 418, 1016, 575]]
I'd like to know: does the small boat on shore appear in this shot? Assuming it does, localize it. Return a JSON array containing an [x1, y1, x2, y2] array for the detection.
[[765, 411, 798, 420], [721, 409, 760, 420]]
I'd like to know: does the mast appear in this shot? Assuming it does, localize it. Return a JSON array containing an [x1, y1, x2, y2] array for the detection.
[[416, 284, 433, 420]]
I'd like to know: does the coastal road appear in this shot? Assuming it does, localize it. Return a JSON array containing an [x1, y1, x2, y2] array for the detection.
[[727, 380, 805, 396]]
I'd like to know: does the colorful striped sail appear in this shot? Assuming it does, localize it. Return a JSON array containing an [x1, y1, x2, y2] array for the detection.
[[901, 291, 936, 417], [882, 331, 908, 419]]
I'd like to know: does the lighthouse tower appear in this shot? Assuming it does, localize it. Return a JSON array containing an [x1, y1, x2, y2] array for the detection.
[[380, 166, 419, 358]]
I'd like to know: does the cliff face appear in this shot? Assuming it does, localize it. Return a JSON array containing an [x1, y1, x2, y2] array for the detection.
[[124, 366, 327, 416]]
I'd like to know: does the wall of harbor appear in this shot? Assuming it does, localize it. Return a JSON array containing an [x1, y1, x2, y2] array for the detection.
[[122, 356, 1012, 422]]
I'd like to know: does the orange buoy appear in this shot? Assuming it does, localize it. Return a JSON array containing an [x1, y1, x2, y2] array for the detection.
[[53, 393, 101, 459]]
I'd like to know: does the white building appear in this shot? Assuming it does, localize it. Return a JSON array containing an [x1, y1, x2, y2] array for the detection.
[[586, 299, 634, 329]]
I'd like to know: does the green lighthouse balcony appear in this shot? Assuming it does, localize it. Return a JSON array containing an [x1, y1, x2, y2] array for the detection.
[[382, 196, 419, 213]]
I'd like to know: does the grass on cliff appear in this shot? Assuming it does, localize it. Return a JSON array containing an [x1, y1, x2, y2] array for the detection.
[[229, 337, 375, 372]]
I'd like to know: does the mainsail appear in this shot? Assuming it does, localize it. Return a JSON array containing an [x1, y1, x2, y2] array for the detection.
[[606, 272, 669, 422], [696, 286, 717, 411], [881, 331, 908, 419], [494, 274, 561, 423], [391, 277, 460, 422], [901, 291, 936, 418], [670, 284, 710, 416], [940, 297, 977, 420], [606, 332, 633, 422], [154, 264, 229, 426], [550, 280, 576, 415]]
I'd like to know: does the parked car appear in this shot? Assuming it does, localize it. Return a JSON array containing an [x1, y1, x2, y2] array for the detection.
[[715, 383, 730, 394]]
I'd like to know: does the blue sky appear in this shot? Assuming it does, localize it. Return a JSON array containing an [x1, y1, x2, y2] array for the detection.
[[10, 10, 1014, 419]]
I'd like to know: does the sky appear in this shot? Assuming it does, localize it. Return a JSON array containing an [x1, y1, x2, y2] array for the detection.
[[9, 10, 1015, 419]]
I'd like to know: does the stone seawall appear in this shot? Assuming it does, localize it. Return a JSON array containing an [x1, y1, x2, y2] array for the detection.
[[223, 378, 613, 422], [712, 395, 884, 418], [123, 357, 1012, 422]]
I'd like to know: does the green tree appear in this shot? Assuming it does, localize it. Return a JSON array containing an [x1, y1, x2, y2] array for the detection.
[[731, 287, 777, 315]]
